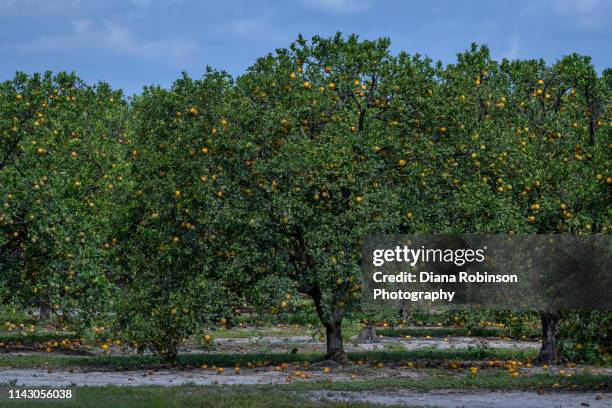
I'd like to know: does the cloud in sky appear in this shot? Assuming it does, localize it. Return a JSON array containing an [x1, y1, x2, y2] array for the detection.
[[552, 0, 600, 14], [548, 0, 605, 28], [0, 0, 81, 17], [17, 19, 198, 62], [228, 19, 270, 37], [302, 0, 372, 14], [1, 0, 609, 95], [501, 35, 520, 60], [129, 0, 152, 6]]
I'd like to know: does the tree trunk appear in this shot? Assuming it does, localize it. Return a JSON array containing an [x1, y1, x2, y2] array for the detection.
[[39, 300, 51, 320], [536, 311, 560, 364], [308, 286, 349, 364], [325, 320, 349, 363], [355, 324, 379, 344], [398, 300, 415, 324], [163, 350, 178, 363]]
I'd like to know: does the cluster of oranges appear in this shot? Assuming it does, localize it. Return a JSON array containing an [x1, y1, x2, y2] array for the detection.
[[44, 338, 80, 353], [99, 339, 122, 351], [198, 363, 225, 374], [4, 321, 36, 334], [502, 359, 523, 377], [289, 370, 314, 380], [288, 64, 370, 100], [197, 360, 319, 380]]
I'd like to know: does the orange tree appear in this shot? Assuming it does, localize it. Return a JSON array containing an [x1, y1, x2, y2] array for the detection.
[[112, 71, 241, 359], [416, 45, 611, 362], [498, 54, 611, 363], [0, 72, 128, 330], [218, 34, 447, 362]]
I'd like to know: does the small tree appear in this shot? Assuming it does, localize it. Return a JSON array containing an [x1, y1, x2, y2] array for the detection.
[[114, 71, 240, 359], [0, 72, 128, 330], [500, 54, 610, 363]]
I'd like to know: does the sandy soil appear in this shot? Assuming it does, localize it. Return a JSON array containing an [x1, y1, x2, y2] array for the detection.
[[0, 367, 295, 386], [0, 365, 426, 387], [194, 335, 540, 355], [350, 336, 540, 351], [1, 327, 541, 356], [3, 365, 608, 388], [307, 389, 610, 408]]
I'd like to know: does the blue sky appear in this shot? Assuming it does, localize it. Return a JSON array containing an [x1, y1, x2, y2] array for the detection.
[[1, 0, 610, 95]]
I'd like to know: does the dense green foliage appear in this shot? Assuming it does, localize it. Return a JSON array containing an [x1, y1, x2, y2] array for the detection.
[[0, 72, 128, 331], [110, 71, 241, 358], [1, 34, 610, 361]]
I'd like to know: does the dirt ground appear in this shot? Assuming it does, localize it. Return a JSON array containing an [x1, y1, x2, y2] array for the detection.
[[0, 365, 425, 387], [191, 334, 540, 354], [307, 389, 610, 408], [1, 364, 609, 387], [1, 332, 608, 408], [1, 367, 609, 407], [0, 325, 542, 356]]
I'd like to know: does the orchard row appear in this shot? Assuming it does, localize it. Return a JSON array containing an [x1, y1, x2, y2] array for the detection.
[[1, 34, 610, 362]]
